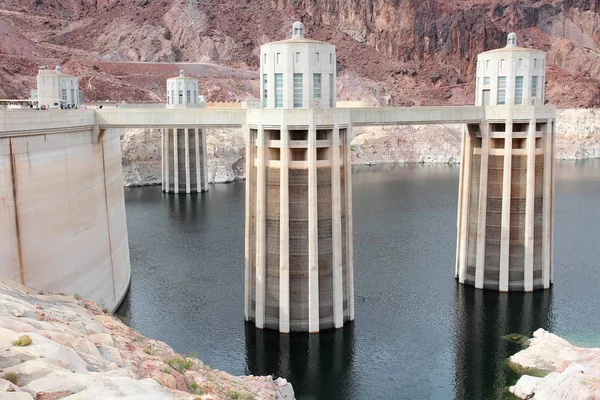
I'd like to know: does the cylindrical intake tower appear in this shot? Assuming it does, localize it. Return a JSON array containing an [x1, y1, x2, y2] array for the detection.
[[456, 33, 555, 292], [245, 22, 354, 333], [162, 70, 208, 193]]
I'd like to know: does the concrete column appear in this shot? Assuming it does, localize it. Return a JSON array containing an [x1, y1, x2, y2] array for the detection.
[[455, 125, 464, 278], [201, 129, 209, 192], [194, 129, 201, 193], [524, 119, 536, 292], [457, 125, 472, 283], [475, 122, 490, 289], [499, 120, 513, 292], [255, 125, 266, 328], [550, 121, 555, 284], [161, 129, 166, 192], [184, 129, 191, 194], [308, 123, 320, 332], [344, 125, 355, 321], [279, 126, 290, 333], [542, 119, 553, 288], [331, 123, 343, 328], [244, 125, 252, 321], [173, 129, 179, 194]]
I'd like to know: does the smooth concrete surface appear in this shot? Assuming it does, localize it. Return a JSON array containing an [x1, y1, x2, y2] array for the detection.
[[0, 125, 130, 311]]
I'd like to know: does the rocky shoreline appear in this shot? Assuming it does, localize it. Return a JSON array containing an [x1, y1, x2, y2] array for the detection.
[[121, 109, 600, 187], [0, 278, 294, 400], [508, 329, 600, 399]]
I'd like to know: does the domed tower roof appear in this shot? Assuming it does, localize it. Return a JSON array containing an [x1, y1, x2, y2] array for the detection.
[[475, 33, 546, 106], [260, 22, 337, 109]]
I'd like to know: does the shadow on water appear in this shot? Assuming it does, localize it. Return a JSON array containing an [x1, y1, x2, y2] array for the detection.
[[245, 323, 356, 400], [453, 284, 553, 400]]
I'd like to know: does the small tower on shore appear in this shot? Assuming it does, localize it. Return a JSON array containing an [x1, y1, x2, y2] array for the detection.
[[456, 33, 555, 292], [36, 65, 83, 108], [162, 70, 208, 193], [245, 22, 354, 333]]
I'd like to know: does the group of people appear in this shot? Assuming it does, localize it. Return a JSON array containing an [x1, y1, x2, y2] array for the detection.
[[28, 103, 85, 110]]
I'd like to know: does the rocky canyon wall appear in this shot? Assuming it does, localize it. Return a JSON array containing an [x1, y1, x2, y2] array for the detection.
[[2, 0, 600, 108], [121, 109, 600, 187]]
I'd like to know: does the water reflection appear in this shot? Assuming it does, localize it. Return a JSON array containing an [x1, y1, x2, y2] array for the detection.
[[453, 284, 553, 400], [245, 323, 356, 399]]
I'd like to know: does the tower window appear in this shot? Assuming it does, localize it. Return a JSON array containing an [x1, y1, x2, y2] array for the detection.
[[186, 90, 191, 104], [517, 58, 522, 68], [263, 74, 268, 108], [483, 77, 490, 86], [316, 52, 320, 63], [295, 52, 300, 63], [330, 53, 333, 64], [193, 90, 197, 104], [514, 76, 523, 105], [329, 73, 334, 107], [500, 59, 505, 69], [534, 59, 538, 68], [293, 73, 303, 108], [276, 53, 281, 64], [531, 76, 538, 98], [61, 89, 67, 102], [485, 60, 490, 69], [497, 76, 506, 105], [275, 73, 283, 108], [264, 54, 267, 64], [171, 90, 174, 105], [313, 73, 321, 100]]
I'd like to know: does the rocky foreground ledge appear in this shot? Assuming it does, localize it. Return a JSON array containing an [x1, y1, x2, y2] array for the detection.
[[0, 279, 294, 399], [509, 328, 600, 399]]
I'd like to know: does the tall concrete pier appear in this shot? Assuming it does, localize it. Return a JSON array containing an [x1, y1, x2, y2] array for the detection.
[[162, 70, 208, 193], [456, 34, 555, 291], [245, 22, 354, 333]]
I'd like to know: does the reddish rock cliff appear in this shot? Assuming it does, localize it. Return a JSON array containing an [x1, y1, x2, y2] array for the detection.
[[0, 0, 599, 107]]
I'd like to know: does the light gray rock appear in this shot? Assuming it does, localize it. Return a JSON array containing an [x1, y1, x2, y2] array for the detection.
[[509, 375, 542, 398], [509, 329, 600, 399], [0, 393, 34, 400], [0, 278, 295, 399]]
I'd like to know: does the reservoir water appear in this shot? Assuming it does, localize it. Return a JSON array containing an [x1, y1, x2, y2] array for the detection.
[[118, 160, 600, 399]]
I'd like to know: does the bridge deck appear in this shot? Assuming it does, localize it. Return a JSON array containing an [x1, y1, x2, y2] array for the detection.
[[0, 105, 556, 135]]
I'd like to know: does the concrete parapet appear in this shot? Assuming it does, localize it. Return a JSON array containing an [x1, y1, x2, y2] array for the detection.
[[206, 101, 243, 109], [0, 109, 95, 136]]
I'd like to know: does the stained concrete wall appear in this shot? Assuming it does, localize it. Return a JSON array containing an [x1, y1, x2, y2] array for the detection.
[[0, 127, 130, 311]]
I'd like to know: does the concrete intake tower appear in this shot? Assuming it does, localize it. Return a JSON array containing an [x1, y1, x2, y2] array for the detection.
[[456, 33, 555, 292], [162, 70, 208, 193], [245, 22, 354, 333]]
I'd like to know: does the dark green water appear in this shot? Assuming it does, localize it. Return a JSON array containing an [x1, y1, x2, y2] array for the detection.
[[118, 160, 600, 399]]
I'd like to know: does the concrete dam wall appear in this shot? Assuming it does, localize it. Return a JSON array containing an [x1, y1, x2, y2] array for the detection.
[[0, 118, 130, 312]]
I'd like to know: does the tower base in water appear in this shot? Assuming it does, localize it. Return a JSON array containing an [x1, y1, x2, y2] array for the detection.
[[456, 107, 555, 291], [244, 109, 355, 333], [161, 128, 208, 194]]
